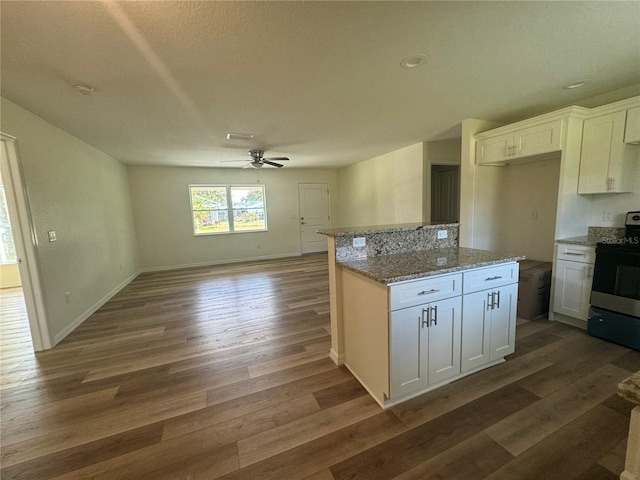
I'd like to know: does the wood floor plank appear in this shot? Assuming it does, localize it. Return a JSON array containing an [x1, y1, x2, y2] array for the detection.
[[484, 363, 632, 457], [483, 405, 629, 479], [389, 432, 513, 480], [237, 395, 382, 467]]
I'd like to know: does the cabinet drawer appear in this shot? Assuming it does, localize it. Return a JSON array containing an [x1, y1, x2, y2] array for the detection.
[[556, 244, 595, 264], [389, 273, 462, 311], [463, 263, 519, 294]]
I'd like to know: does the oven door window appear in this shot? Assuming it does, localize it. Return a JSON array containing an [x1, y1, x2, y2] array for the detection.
[[615, 265, 640, 300], [592, 249, 640, 301]]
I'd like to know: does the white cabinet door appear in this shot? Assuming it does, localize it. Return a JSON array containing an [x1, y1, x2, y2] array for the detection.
[[476, 132, 512, 164], [489, 283, 518, 361], [461, 289, 491, 372], [476, 119, 563, 165], [625, 106, 640, 144], [427, 296, 462, 385], [390, 305, 428, 398], [553, 259, 594, 321], [578, 111, 631, 193], [389, 296, 462, 398], [515, 119, 563, 158], [461, 283, 517, 371]]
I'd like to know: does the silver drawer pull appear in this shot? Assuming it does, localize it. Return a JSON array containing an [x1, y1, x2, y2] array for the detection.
[[485, 276, 502, 281], [418, 289, 440, 295], [565, 252, 585, 256]]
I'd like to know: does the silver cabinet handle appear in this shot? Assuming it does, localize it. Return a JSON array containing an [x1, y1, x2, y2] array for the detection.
[[564, 252, 585, 256], [495, 290, 501, 309], [421, 308, 429, 328], [418, 289, 440, 296], [586, 266, 594, 279], [485, 276, 502, 281], [487, 292, 493, 311], [430, 305, 438, 326]]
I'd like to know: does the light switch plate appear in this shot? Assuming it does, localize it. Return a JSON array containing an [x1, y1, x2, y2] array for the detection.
[[48, 230, 57, 242], [437, 230, 448, 239], [603, 210, 614, 221]]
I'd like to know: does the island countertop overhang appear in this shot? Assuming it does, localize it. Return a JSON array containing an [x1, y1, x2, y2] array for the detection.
[[338, 246, 525, 284]]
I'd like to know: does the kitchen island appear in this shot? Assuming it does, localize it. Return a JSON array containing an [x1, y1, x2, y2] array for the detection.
[[319, 223, 524, 408]]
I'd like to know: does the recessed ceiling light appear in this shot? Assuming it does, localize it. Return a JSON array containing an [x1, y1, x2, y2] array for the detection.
[[563, 80, 591, 90], [400, 54, 429, 69], [72, 83, 96, 96], [226, 133, 254, 140]]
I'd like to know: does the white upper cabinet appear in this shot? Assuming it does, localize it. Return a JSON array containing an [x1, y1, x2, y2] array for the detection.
[[476, 119, 563, 165], [625, 106, 640, 144], [578, 110, 638, 194]]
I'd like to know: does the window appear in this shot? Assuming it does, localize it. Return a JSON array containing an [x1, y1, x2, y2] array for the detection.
[[190, 185, 267, 235]]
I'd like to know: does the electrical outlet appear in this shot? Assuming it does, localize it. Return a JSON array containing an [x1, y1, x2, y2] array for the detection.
[[352, 237, 366, 248], [48, 230, 57, 242], [65, 292, 72, 304], [603, 210, 614, 222], [530, 210, 538, 219], [437, 230, 448, 239]]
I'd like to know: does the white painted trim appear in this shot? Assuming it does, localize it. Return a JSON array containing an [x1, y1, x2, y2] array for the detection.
[[621, 471, 636, 480], [329, 348, 344, 366], [52, 269, 141, 345], [0, 282, 23, 289], [139, 252, 302, 273], [1, 134, 51, 350]]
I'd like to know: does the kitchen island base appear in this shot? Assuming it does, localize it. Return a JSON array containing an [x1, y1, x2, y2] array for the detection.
[[341, 261, 519, 408]]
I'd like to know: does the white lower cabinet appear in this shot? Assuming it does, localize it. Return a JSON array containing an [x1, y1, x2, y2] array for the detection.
[[552, 244, 595, 324], [553, 259, 594, 321], [461, 283, 518, 372], [390, 296, 461, 398]]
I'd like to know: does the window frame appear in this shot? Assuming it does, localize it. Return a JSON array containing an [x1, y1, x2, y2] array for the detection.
[[189, 184, 268, 236]]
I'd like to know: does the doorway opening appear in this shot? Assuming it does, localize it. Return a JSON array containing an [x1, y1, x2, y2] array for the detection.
[[431, 165, 460, 224], [0, 135, 50, 352]]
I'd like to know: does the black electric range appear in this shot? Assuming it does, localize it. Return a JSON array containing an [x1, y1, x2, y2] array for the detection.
[[588, 211, 640, 350]]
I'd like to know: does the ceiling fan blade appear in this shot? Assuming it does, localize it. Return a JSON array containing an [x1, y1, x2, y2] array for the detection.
[[263, 157, 289, 161], [242, 163, 254, 169], [220, 159, 248, 162], [263, 160, 284, 168]]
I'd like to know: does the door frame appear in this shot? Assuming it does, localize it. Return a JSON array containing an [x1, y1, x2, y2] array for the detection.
[[1, 133, 51, 351]]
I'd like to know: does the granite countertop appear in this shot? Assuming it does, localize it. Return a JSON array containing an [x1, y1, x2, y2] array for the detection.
[[317, 222, 459, 237], [338, 246, 525, 284], [556, 227, 625, 246], [618, 370, 640, 405]]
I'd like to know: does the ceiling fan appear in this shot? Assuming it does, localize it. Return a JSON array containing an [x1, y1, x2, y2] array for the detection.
[[221, 149, 290, 169]]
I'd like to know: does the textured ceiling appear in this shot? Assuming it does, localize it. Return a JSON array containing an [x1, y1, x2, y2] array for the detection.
[[1, 1, 639, 169]]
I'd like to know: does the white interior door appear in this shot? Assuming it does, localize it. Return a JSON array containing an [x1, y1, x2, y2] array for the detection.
[[298, 183, 329, 254], [431, 165, 459, 224]]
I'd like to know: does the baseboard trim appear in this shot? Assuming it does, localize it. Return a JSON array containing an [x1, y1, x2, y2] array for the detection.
[[329, 348, 345, 366], [0, 281, 22, 289], [52, 270, 142, 345], [139, 252, 303, 273]]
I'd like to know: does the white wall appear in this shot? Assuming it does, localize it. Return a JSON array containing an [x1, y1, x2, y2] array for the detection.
[[336, 143, 423, 227], [499, 158, 561, 261], [128, 165, 338, 270], [0, 264, 21, 288], [0, 97, 139, 342]]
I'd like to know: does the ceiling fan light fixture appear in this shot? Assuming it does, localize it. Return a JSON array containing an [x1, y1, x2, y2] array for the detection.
[[400, 54, 429, 69], [226, 132, 254, 140]]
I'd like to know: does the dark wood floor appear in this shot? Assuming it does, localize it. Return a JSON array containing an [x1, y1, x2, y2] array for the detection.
[[1, 253, 638, 479]]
